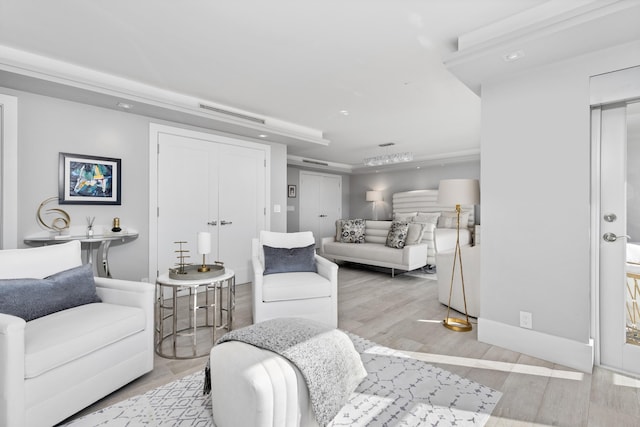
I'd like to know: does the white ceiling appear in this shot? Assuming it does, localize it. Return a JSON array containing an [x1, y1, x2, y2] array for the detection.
[[0, 0, 637, 173]]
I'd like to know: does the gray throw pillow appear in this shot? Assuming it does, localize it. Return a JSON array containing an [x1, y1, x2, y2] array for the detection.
[[263, 243, 317, 275], [0, 263, 101, 322]]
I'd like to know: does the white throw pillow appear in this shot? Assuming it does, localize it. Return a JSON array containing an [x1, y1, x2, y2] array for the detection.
[[438, 211, 470, 229], [413, 212, 441, 225], [405, 222, 426, 245], [393, 212, 417, 222]]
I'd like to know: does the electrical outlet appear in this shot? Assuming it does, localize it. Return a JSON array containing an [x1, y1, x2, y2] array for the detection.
[[520, 311, 533, 329]]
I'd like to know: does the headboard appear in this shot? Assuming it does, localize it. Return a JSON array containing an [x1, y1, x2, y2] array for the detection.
[[392, 189, 475, 229]]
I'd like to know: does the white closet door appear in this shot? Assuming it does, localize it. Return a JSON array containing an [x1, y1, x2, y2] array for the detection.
[[318, 175, 342, 241], [218, 143, 266, 284], [157, 134, 217, 275], [299, 171, 341, 246]]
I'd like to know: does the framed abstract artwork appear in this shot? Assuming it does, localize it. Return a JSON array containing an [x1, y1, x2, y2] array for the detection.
[[58, 152, 121, 205]]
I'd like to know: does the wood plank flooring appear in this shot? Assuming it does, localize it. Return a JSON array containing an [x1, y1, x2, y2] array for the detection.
[[61, 264, 640, 426]]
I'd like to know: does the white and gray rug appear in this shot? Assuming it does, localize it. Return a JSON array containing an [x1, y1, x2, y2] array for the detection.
[[63, 334, 501, 427]]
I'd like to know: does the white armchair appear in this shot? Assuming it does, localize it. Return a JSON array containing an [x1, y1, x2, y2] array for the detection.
[[0, 241, 154, 427], [252, 231, 338, 328]]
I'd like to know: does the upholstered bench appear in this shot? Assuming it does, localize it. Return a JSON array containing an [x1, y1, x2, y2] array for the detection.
[[208, 318, 366, 427]]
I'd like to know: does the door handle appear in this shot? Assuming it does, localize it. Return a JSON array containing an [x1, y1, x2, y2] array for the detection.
[[603, 232, 630, 242], [221, 220, 233, 225], [319, 214, 327, 218], [207, 221, 217, 226]]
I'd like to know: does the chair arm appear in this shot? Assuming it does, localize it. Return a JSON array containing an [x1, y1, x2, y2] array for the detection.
[[316, 254, 338, 290], [0, 313, 26, 427], [252, 255, 265, 303], [94, 277, 154, 310]]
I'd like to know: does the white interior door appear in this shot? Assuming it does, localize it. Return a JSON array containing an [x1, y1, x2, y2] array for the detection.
[[598, 100, 640, 375], [218, 143, 266, 283], [318, 175, 342, 240], [152, 125, 268, 285], [299, 171, 342, 246], [157, 134, 217, 276]]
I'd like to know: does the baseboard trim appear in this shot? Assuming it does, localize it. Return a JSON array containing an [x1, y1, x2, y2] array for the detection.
[[478, 318, 594, 373]]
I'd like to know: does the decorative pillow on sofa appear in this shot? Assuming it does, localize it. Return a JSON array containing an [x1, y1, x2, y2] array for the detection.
[[340, 219, 366, 243], [385, 221, 410, 249], [0, 263, 101, 322], [263, 243, 317, 275], [405, 222, 426, 245], [393, 212, 417, 222], [438, 211, 470, 229], [335, 219, 344, 241], [413, 212, 441, 225]]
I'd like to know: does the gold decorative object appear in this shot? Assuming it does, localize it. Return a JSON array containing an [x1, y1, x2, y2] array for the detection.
[[172, 241, 190, 275], [36, 196, 70, 232], [112, 217, 122, 232]]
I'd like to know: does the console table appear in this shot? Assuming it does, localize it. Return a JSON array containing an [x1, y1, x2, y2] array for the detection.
[[155, 269, 235, 359], [24, 231, 139, 278]]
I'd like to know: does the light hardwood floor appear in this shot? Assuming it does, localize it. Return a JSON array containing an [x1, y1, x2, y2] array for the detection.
[[62, 264, 640, 426]]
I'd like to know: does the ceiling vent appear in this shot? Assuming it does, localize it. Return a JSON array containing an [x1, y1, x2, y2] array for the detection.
[[302, 159, 329, 166], [199, 103, 265, 124]]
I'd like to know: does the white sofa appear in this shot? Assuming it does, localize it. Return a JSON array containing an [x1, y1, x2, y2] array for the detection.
[[320, 220, 430, 277], [0, 241, 154, 427]]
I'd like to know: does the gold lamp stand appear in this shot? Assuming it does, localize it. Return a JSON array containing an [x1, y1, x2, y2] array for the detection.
[[443, 203, 472, 332]]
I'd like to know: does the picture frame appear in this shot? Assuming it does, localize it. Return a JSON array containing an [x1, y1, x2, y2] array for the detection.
[[59, 152, 121, 205], [288, 184, 296, 198]]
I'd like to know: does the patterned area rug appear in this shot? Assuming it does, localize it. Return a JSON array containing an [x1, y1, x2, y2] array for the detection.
[[63, 334, 501, 427]]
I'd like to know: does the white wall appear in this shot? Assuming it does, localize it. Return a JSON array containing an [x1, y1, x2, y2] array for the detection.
[[5, 88, 287, 281], [349, 161, 481, 221], [479, 40, 640, 372]]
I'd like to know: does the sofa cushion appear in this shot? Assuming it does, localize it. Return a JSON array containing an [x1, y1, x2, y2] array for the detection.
[[385, 221, 409, 249], [0, 264, 101, 322], [413, 212, 441, 225], [263, 244, 317, 275], [24, 302, 146, 378], [323, 242, 405, 265], [262, 272, 332, 302], [340, 219, 365, 243]]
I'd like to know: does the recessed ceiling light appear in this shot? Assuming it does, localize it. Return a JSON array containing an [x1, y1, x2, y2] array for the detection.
[[340, 110, 349, 116], [503, 50, 525, 62], [116, 102, 133, 109], [258, 134, 268, 138]]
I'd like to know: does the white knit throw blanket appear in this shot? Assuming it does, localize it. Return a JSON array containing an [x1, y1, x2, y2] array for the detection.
[[213, 318, 367, 426]]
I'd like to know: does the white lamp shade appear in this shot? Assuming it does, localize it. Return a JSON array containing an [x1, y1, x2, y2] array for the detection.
[[366, 191, 383, 202], [437, 179, 480, 206], [197, 231, 211, 255]]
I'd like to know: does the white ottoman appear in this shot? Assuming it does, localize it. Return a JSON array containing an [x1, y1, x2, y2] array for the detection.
[[209, 341, 319, 427]]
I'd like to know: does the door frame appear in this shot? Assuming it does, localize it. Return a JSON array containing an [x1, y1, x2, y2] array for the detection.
[[148, 123, 271, 282], [590, 66, 640, 369], [0, 94, 18, 249]]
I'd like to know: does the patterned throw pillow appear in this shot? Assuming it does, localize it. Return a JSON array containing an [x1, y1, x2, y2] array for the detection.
[[340, 219, 366, 243], [385, 221, 409, 249]]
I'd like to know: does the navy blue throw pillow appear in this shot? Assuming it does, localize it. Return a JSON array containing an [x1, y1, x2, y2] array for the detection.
[[0, 263, 102, 322], [263, 243, 317, 275]]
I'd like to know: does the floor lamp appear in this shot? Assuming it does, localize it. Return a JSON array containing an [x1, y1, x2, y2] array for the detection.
[[437, 179, 480, 332], [366, 191, 382, 220]]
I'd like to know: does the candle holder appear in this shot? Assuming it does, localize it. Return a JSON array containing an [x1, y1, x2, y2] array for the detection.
[[198, 254, 210, 272]]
